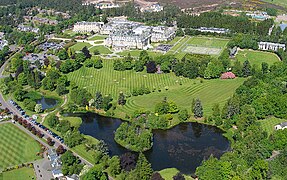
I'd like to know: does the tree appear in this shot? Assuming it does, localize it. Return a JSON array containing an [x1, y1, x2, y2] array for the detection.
[[232, 60, 242, 77], [120, 152, 137, 171], [56, 145, 66, 155], [118, 92, 126, 105], [204, 59, 224, 79], [178, 109, 189, 122], [250, 159, 268, 180], [242, 60, 251, 77], [134, 153, 153, 180], [95, 91, 103, 109], [151, 172, 164, 180], [102, 95, 113, 111], [81, 46, 91, 59], [35, 104, 43, 113], [14, 89, 27, 101], [47, 137, 55, 146], [61, 151, 77, 166], [75, 52, 87, 63], [64, 130, 84, 148], [81, 165, 108, 180], [47, 114, 59, 128], [94, 58, 103, 69], [108, 156, 121, 177], [261, 62, 269, 74], [193, 98, 203, 118], [134, 60, 144, 72], [146, 61, 157, 73], [173, 172, 185, 180], [58, 49, 68, 60]]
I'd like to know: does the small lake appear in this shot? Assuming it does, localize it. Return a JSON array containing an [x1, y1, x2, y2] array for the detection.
[[36, 97, 58, 110], [77, 113, 230, 174]]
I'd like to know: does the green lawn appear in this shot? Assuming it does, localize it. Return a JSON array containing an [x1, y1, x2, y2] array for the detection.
[[236, 50, 280, 67], [89, 45, 112, 54], [117, 78, 245, 117], [167, 37, 183, 45], [159, 168, 194, 180], [117, 50, 162, 58], [0, 123, 41, 171], [71, 42, 92, 51], [262, 0, 287, 8], [186, 36, 229, 48], [167, 36, 229, 58], [259, 117, 287, 136], [67, 60, 245, 117], [62, 117, 82, 127], [72, 135, 99, 165], [2, 167, 36, 180], [89, 35, 108, 41]]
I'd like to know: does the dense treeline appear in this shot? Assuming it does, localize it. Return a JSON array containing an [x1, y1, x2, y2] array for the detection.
[[196, 61, 287, 179], [177, 12, 273, 36]]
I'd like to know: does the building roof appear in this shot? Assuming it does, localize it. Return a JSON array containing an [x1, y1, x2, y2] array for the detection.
[[280, 122, 287, 127]]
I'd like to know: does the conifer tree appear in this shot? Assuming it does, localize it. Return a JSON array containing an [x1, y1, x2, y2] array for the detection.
[[135, 153, 153, 180], [95, 91, 103, 109], [118, 92, 126, 105], [193, 98, 203, 118]]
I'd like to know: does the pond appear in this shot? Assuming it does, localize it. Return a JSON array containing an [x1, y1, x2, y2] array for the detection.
[[36, 97, 58, 110], [77, 113, 230, 174]]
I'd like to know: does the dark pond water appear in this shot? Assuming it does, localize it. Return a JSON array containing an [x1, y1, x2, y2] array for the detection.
[[36, 97, 58, 110], [77, 113, 230, 174]]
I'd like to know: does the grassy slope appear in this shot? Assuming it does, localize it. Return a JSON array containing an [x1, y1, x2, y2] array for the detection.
[[67, 60, 245, 117], [71, 42, 92, 51], [167, 36, 229, 59], [2, 167, 36, 180], [262, 0, 287, 8], [89, 45, 112, 54], [259, 117, 287, 136], [236, 50, 280, 67], [117, 78, 245, 117], [0, 124, 41, 170], [159, 168, 194, 180], [117, 50, 162, 58], [89, 35, 108, 41]]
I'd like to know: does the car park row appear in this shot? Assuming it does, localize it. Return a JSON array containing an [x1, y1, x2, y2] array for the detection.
[[9, 99, 64, 143]]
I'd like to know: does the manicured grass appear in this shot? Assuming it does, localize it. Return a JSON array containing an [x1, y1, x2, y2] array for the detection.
[[62, 117, 82, 127], [2, 167, 36, 180], [186, 36, 229, 48], [235, 50, 280, 67], [262, 0, 287, 8], [167, 36, 229, 59], [0, 123, 41, 171], [117, 78, 245, 117], [159, 168, 194, 180], [72, 135, 99, 164], [117, 50, 162, 58], [94, 41, 104, 44], [71, 42, 92, 51], [67, 60, 245, 117], [89, 35, 108, 41], [259, 117, 287, 136], [167, 36, 182, 45], [89, 45, 112, 54]]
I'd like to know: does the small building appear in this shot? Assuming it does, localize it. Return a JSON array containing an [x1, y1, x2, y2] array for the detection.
[[258, 42, 286, 52], [229, 46, 238, 58], [52, 168, 63, 179], [279, 24, 287, 32], [196, 27, 230, 34], [18, 24, 39, 33], [274, 122, 287, 130], [73, 21, 104, 33]]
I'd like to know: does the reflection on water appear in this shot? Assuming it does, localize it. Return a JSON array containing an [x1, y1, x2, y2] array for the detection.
[[36, 97, 57, 110], [77, 113, 230, 174]]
